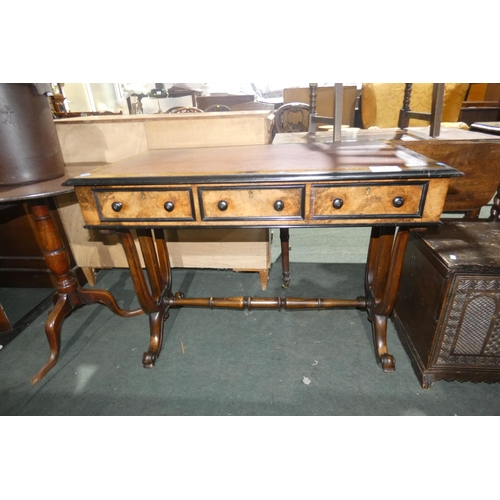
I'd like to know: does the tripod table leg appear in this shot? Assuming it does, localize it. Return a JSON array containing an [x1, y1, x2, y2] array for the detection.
[[29, 198, 142, 385]]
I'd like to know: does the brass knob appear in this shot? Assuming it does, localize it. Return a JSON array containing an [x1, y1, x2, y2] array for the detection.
[[218, 200, 228, 211], [164, 201, 175, 212], [274, 200, 284, 211], [111, 201, 123, 212], [332, 198, 343, 209], [393, 196, 404, 208]]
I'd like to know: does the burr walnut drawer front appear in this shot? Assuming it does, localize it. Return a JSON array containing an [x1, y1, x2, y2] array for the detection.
[[311, 182, 428, 219], [199, 186, 305, 221], [94, 188, 195, 221]]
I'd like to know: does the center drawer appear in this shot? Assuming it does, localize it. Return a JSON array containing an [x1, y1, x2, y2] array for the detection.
[[94, 187, 195, 222], [199, 186, 305, 221]]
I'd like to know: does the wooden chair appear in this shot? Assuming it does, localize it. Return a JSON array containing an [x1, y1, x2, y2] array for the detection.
[[167, 106, 204, 113], [361, 83, 469, 134], [308, 83, 344, 141], [398, 83, 445, 137], [204, 104, 232, 112], [283, 84, 360, 128], [460, 84, 500, 125], [273, 102, 310, 133]]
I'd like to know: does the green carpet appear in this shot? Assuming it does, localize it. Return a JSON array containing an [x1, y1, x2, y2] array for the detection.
[[2, 245, 500, 415]]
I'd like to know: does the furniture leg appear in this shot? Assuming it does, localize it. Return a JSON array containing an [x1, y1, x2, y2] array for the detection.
[[365, 226, 410, 372], [366, 226, 394, 300], [258, 270, 269, 290], [489, 182, 500, 220], [29, 199, 143, 385], [154, 229, 172, 288], [0, 304, 13, 334], [82, 267, 97, 286], [119, 229, 172, 367], [232, 268, 269, 290], [31, 293, 72, 385], [464, 208, 481, 219], [280, 228, 291, 288]]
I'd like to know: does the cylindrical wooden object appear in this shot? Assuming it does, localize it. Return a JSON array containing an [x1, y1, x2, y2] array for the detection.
[[0, 83, 65, 186]]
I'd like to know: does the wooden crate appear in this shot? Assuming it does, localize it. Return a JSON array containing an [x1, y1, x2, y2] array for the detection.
[[393, 221, 500, 388], [55, 111, 273, 160]]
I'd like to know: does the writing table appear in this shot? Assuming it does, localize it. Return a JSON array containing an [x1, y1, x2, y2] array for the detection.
[[57, 141, 461, 381]]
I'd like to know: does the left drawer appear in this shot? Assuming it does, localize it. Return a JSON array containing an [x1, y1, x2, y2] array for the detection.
[[94, 188, 195, 222]]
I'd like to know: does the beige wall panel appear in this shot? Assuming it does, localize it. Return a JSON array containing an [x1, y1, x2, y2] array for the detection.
[[144, 111, 273, 149], [55, 121, 148, 164]]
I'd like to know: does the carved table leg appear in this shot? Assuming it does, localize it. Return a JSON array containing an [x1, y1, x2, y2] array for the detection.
[[365, 226, 410, 372], [280, 228, 291, 289], [119, 229, 172, 368], [29, 199, 143, 385]]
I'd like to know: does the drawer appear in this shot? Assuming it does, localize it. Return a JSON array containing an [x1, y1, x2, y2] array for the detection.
[[311, 182, 428, 220], [199, 186, 305, 221], [94, 188, 195, 222]]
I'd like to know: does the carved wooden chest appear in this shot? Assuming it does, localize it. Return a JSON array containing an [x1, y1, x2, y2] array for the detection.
[[393, 221, 500, 388]]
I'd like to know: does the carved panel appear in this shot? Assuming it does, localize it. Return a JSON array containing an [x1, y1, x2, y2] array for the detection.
[[437, 275, 500, 366]]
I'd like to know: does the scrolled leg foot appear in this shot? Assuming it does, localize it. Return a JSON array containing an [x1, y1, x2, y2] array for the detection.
[[142, 351, 158, 368], [140, 308, 170, 369], [371, 313, 396, 373], [379, 353, 395, 372]]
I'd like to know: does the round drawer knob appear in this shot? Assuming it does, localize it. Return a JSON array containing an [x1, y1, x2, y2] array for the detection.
[[164, 201, 175, 212], [393, 196, 405, 208], [274, 200, 284, 211], [332, 198, 344, 209], [111, 201, 123, 212], [218, 200, 228, 211]]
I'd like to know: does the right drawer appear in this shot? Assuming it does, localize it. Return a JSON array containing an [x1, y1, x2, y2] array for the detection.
[[310, 182, 428, 220]]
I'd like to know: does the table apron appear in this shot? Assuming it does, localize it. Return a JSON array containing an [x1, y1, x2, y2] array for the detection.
[[74, 177, 451, 229]]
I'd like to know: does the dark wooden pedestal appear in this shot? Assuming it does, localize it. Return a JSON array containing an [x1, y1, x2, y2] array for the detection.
[[0, 199, 85, 288], [393, 221, 500, 388], [0, 173, 144, 385]]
